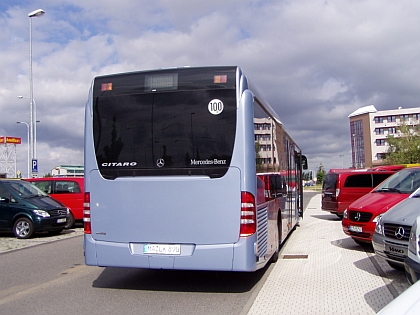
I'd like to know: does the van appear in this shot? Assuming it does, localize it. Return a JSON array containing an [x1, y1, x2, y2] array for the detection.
[[342, 167, 420, 244], [25, 177, 84, 229], [0, 179, 68, 239], [322, 170, 395, 217]]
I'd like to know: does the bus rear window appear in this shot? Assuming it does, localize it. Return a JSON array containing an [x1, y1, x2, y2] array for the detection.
[[93, 79, 236, 179]]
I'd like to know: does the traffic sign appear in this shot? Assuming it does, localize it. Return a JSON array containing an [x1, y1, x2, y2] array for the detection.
[[32, 159, 38, 173]]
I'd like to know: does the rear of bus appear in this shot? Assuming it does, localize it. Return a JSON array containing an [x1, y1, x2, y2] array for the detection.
[[84, 67, 265, 271]]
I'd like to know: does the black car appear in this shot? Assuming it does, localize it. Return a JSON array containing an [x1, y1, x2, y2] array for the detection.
[[0, 179, 68, 239]]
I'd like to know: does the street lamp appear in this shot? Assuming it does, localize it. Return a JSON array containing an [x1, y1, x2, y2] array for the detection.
[[16, 122, 30, 178], [28, 8, 45, 177]]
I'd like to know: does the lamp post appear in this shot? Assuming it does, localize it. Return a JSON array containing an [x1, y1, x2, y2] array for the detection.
[[16, 122, 30, 178], [28, 8, 45, 177]]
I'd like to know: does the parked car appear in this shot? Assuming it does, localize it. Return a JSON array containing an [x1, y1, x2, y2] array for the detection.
[[377, 278, 420, 315], [342, 167, 420, 244], [0, 179, 68, 239], [405, 214, 420, 284], [25, 177, 84, 229], [372, 188, 420, 270], [322, 170, 395, 217]]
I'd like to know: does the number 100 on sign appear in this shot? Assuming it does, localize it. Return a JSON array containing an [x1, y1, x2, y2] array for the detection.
[[208, 99, 224, 115]]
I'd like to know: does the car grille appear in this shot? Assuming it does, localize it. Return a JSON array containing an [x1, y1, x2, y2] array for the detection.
[[49, 209, 67, 217], [384, 223, 411, 241], [349, 211, 373, 222]]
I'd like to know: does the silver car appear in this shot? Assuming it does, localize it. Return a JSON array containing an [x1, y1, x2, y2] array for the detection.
[[372, 187, 420, 270]]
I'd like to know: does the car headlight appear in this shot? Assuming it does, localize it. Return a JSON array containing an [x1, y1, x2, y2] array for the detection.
[[408, 219, 418, 254], [33, 210, 50, 218], [373, 214, 383, 235], [343, 209, 348, 219]]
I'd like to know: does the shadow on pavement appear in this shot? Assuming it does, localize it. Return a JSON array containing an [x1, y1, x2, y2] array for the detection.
[[92, 263, 270, 293]]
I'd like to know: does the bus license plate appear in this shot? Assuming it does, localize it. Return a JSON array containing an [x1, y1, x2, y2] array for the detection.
[[143, 244, 181, 255], [349, 225, 362, 233], [57, 218, 66, 223]]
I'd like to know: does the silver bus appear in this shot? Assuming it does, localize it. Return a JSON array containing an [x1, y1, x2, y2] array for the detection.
[[84, 66, 307, 271]]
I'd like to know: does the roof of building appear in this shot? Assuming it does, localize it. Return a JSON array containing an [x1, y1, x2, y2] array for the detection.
[[348, 105, 377, 118]]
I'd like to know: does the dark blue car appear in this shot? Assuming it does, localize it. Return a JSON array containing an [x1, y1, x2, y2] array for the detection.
[[0, 179, 68, 239]]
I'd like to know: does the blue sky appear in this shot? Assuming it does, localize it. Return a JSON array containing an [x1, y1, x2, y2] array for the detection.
[[1, 0, 420, 176]]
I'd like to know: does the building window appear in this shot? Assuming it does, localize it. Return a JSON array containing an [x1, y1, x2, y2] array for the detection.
[[377, 153, 386, 160], [388, 127, 396, 134], [400, 114, 410, 121], [375, 139, 386, 146], [387, 115, 396, 122], [374, 117, 384, 123], [261, 123, 271, 130], [375, 128, 384, 135]]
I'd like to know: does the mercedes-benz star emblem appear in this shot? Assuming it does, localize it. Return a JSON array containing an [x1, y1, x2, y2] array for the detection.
[[156, 158, 165, 168], [395, 227, 405, 239], [354, 212, 361, 222]]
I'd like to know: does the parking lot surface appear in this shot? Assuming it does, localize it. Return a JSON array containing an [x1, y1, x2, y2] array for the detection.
[[247, 193, 410, 315], [0, 226, 83, 253]]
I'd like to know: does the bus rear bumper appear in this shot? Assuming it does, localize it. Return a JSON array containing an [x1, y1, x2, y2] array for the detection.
[[84, 234, 259, 272]]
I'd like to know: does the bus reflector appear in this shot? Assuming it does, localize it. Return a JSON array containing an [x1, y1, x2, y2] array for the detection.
[[240, 191, 256, 237], [84, 192, 91, 234], [101, 83, 112, 91], [214, 75, 227, 83]]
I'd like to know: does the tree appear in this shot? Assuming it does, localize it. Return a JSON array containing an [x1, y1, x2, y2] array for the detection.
[[317, 163, 325, 183], [384, 122, 420, 165]]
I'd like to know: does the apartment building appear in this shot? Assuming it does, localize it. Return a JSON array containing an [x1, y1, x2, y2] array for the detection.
[[348, 105, 420, 168]]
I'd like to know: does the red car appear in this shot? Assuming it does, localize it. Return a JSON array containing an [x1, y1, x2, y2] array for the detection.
[[25, 177, 84, 229], [342, 167, 420, 244]]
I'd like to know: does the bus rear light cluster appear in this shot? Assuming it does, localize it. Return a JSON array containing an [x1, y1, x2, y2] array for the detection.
[[84, 192, 91, 234], [240, 191, 256, 237]]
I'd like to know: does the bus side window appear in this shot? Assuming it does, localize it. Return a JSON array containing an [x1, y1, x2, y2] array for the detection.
[[256, 177, 266, 205]]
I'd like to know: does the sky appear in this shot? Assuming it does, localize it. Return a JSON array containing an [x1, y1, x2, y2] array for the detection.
[[1, 0, 420, 177]]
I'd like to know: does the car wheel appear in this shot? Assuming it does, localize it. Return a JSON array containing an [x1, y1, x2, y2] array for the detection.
[[65, 212, 75, 229], [13, 217, 34, 239]]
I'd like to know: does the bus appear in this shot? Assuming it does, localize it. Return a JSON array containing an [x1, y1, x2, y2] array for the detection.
[[83, 66, 307, 272]]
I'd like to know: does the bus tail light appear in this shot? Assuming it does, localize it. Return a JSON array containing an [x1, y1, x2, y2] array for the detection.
[[84, 192, 91, 234], [240, 191, 256, 237]]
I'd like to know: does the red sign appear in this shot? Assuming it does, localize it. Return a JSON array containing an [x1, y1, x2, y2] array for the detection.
[[0, 137, 22, 144]]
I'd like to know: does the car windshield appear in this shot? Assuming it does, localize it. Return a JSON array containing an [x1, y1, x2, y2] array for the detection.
[[374, 168, 420, 194], [3, 180, 48, 198]]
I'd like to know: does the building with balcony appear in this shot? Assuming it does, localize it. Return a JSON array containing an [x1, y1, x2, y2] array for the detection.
[[348, 105, 420, 168]]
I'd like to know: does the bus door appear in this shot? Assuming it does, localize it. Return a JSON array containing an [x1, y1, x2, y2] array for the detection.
[[295, 152, 307, 218]]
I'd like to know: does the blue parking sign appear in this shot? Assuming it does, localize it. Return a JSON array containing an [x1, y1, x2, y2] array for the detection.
[[32, 159, 38, 173]]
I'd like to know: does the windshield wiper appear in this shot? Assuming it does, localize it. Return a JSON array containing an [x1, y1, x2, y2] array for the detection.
[[374, 187, 402, 193]]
